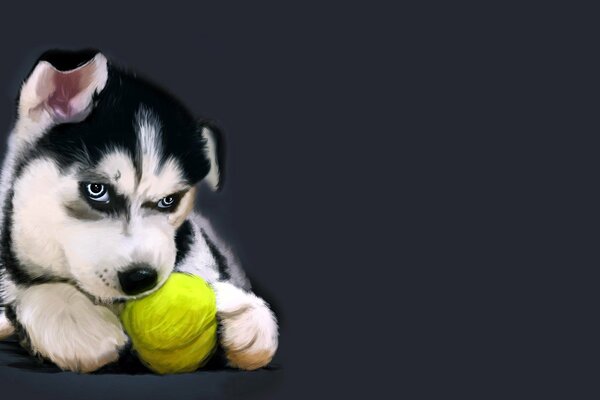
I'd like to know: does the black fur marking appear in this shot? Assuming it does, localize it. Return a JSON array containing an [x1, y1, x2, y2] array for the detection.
[[37, 49, 100, 72], [27, 66, 212, 186], [200, 228, 231, 280], [174, 220, 193, 265]]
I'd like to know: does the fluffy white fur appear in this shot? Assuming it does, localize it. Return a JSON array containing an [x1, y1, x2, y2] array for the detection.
[[12, 158, 74, 278], [213, 281, 278, 370], [15, 283, 127, 372]]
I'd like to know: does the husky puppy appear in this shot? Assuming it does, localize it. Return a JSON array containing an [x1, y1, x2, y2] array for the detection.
[[0, 50, 278, 372]]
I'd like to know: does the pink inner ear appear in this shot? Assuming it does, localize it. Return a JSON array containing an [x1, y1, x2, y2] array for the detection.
[[42, 60, 99, 123], [47, 70, 83, 119]]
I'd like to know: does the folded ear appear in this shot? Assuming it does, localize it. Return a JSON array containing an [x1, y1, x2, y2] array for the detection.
[[200, 122, 226, 191], [17, 50, 108, 137]]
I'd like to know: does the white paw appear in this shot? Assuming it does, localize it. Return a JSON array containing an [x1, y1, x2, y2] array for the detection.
[[213, 282, 279, 370], [16, 283, 128, 373], [0, 312, 15, 339]]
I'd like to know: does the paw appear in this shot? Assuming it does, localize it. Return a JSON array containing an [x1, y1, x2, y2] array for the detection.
[[0, 312, 15, 339], [16, 283, 128, 373], [213, 282, 278, 370]]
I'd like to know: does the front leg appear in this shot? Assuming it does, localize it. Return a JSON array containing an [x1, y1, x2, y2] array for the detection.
[[213, 281, 279, 370], [12, 283, 128, 373]]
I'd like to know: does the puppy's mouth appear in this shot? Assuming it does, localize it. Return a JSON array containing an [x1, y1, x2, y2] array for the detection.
[[85, 272, 171, 305]]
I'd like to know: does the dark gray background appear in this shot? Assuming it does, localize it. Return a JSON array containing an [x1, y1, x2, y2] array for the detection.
[[1, 1, 590, 399], [0, 2, 401, 399]]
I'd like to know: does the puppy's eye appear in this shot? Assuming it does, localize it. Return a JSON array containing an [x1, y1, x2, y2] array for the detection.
[[157, 195, 176, 209], [86, 183, 109, 202]]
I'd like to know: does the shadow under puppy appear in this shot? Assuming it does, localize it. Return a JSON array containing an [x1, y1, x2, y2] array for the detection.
[[0, 50, 278, 373]]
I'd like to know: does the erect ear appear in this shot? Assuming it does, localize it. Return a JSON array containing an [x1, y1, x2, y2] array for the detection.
[[17, 50, 108, 136], [200, 122, 226, 191]]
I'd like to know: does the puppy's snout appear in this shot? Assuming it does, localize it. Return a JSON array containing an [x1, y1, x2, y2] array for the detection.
[[118, 265, 158, 295]]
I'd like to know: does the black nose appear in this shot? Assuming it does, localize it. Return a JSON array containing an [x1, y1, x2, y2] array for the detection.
[[118, 265, 158, 295]]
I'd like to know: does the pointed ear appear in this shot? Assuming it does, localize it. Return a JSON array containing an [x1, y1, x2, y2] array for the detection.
[[200, 122, 226, 191], [17, 50, 108, 136]]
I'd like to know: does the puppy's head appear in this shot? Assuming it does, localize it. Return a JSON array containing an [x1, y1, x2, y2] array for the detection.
[[9, 50, 223, 302]]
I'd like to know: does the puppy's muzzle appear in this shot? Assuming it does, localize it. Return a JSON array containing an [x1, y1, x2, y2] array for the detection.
[[118, 265, 158, 295]]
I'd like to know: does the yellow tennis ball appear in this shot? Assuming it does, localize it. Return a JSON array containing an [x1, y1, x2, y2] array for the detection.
[[120, 272, 218, 374]]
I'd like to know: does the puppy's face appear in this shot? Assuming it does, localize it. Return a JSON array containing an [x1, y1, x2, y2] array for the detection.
[[9, 51, 222, 302]]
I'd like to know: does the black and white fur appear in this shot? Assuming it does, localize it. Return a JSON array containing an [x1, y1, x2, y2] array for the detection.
[[0, 50, 278, 372]]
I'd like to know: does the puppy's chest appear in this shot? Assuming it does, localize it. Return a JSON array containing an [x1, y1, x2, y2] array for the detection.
[[174, 231, 222, 283]]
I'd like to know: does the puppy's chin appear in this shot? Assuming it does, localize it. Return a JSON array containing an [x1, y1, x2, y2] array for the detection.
[[71, 282, 132, 305], [88, 290, 152, 305], [75, 287, 126, 305]]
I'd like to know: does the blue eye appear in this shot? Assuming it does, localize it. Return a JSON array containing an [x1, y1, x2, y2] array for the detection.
[[157, 196, 175, 209], [86, 183, 109, 202]]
